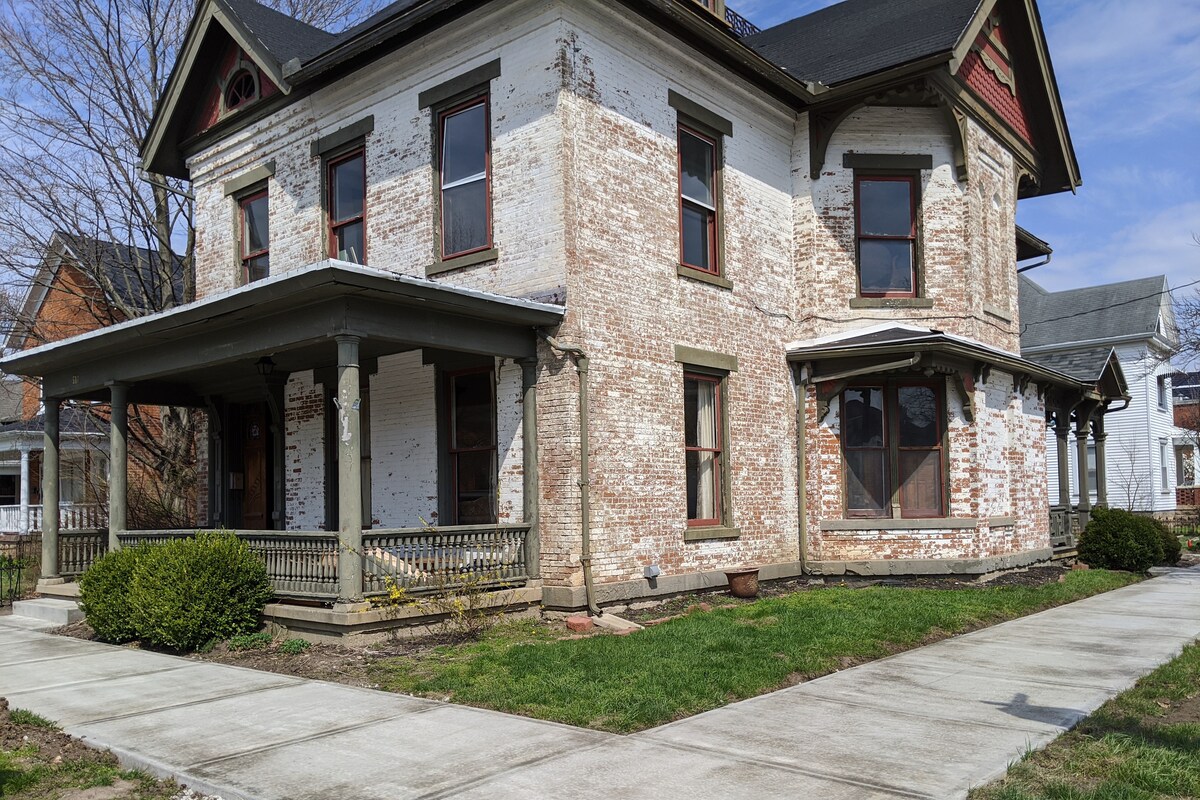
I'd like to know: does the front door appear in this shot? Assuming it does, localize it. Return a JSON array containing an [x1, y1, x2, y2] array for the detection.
[[240, 404, 270, 530]]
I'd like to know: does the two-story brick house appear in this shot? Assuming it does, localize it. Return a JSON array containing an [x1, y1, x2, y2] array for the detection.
[[3, 0, 1125, 634]]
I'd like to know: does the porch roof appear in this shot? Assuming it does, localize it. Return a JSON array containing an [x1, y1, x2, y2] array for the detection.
[[0, 260, 564, 403], [786, 324, 1128, 401]]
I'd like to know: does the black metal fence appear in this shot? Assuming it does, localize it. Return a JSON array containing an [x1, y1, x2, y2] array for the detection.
[[0, 535, 34, 607]]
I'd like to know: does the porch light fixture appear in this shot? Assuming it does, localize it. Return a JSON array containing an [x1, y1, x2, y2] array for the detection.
[[255, 356, 276, 376]]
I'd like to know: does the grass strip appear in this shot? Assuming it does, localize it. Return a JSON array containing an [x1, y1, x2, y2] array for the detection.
[[370, 569, 1138, 732], [971, 642, 1200, 799]]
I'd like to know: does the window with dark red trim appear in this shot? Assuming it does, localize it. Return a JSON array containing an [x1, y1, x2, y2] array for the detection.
[[224, 69, 258, 111], [678, 124, 719, 274], [684, 372, 723, 525], [438, 95, 491, 260], [843, 381, 945, 518], [328, 148, 366, 264], [446, 368, 496, 525], [239, 189, 269, 283], [856, 174, 917, 297]]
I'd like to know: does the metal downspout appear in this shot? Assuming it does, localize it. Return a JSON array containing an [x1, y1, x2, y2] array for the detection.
[[538, 331, 602, 617], [794, 363, 808, 575]]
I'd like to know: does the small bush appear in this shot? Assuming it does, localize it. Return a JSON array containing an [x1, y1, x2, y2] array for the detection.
[[1078, 507, 1164, 573], [128, 532, 273, 652], [1153, 520, 1182, 565], [79, 545, 145, 643], [228, 631, 273, 651], [279, 638, 311, 655]]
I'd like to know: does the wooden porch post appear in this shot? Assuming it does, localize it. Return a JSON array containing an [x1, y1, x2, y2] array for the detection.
[[520, 357, 540, 580], [40, 397, 60, 579], [334, 335, 364, 607], [108, 382, 128, 550], [1054, 408, 1071, 510], [1092, 415, 1108, 509]]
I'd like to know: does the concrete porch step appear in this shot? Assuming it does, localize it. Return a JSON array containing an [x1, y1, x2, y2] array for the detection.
[[12, 597, 84, 626]]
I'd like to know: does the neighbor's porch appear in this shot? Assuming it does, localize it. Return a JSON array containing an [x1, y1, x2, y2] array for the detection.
[[0, 261, 563, 609]]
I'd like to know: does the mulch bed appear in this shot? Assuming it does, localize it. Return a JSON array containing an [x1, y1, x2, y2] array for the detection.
[[0, 697, 105, 766]]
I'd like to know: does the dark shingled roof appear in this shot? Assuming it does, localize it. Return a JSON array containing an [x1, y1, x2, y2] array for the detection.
[[221, 0, 337, 65], [1024, 347, 1116, 383], [57, 233, 185, 313], [743, 0, 983, 86], [1019, 275, 1170, 351], [0, 408, 106, 436]]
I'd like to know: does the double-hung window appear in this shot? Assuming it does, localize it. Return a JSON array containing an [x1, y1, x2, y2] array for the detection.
[[679, 125, 719, 274], [855, 175, 918, 297], [843, 382, 945, 518], [684, 372, 724, 525], [239, 189, 269, 282], [328, 148, 366, 264], [438, 95, 491, 260]]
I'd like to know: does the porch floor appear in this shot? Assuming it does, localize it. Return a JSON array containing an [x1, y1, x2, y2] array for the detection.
[[3, 568, 1199, 799]]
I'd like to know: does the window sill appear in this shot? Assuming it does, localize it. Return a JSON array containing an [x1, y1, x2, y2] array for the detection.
[[426, 247, 499, 276], [678, 264, 733, 290], [820, 518, 976, 531], [849, 297, 933, 309], [683, 525, 740, 542]]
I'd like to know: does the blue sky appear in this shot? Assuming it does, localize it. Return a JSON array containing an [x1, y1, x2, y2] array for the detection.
[[737, 0, 1200, 294]]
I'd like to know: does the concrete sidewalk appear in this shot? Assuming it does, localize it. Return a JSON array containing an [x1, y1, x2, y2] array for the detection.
[[2, 569, 1199, 800]]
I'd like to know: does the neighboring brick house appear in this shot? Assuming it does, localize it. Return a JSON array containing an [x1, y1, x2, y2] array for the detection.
[[2, 0, 1124, 631], [0, 233, 184, 534], [1020, 275, 1179, 515], [1174, 371, 1199, 509]]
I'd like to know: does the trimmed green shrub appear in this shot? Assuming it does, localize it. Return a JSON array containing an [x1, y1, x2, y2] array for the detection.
[[79, 545, 145, 643], [128, 532, 273, 652], [1153, 519, 1182, 565], [1078, 507, 1164, 573]]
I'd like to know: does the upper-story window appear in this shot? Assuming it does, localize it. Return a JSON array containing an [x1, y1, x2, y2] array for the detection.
[[239, 189, 269, 282], [856, 175, 918, 297], [438, 95, 491, 260], [679, 125, 720, 275], [328, 148, 366, 264], [224, 69, 258, 112], [1157, 375, 1170, 410]]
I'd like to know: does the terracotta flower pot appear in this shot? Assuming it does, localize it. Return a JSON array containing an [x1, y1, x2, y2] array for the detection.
[[724, 568, 760, 598]]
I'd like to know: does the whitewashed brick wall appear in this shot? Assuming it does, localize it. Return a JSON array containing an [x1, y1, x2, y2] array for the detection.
[[370, 351, 438, 527], [284, 370, 325, 530]]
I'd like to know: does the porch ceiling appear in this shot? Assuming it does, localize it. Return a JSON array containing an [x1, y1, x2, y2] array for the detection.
[[0, 261, 564, 402]]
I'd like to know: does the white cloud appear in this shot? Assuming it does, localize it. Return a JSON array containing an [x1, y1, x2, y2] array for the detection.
[[1030, 201, 1200, 293]]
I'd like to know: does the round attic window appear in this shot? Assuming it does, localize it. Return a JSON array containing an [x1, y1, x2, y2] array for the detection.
[[224, 69, 258, 111]]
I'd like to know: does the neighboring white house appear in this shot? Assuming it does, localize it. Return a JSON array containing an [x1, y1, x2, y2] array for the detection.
[[1020, 274, 1179, 513]]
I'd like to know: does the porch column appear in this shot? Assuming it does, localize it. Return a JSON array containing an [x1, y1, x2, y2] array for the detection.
[[335, 335, 363, 606], [520, 357, 540, 580], [1092, 415, 1108, 508], [1074, 410, 1092, 524], [18, 447, 30, 536], [108, 382, 128, 550], [41, 397, 59, 579], [1054, 409, 1071, 510]]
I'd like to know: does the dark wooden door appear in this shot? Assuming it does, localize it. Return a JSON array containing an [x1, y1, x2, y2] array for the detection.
[[241, 406, 268, 530]]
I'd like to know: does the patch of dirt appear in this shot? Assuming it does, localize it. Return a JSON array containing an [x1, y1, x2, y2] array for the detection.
[[1158, 693, 1200, 727], [0, 697, 105, 765], [622, 564, 1072, 624]]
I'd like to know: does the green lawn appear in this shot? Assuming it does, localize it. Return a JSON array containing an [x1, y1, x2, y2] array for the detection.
[[370, 569, 1139, 732], [971, 643, 1200, 799]]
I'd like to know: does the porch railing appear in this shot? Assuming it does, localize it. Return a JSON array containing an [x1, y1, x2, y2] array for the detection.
[[0, 503, 104, 534], [59, 530, 108, 578], [362, 524, 530, 595], [106, 524, 530, 602], [1049, 505, 1076, 551]]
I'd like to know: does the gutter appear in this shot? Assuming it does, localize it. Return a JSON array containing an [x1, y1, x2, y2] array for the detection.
[[538, 331, 601, 618]]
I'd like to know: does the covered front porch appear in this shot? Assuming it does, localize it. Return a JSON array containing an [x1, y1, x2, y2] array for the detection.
[[0, 261, 563, 609]]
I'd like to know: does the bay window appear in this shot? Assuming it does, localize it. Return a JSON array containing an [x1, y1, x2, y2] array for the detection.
[[843, 382, 945, 518], [856, 175, 918, 297]]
